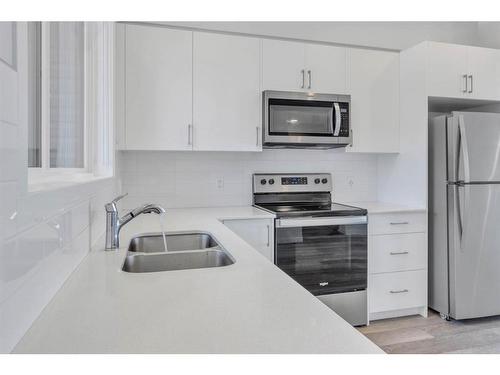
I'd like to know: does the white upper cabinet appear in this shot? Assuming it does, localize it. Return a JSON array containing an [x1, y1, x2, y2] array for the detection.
[[193, 32, 262, 151], [304, 43, 348, 94], [124, 25, 193, 150], [348, 49, 399, 153], [262, 39, 347, 93], [426, 42, 467, 99], [262, 39, 306, 92], [467, 46, 500, 100], [426, 42, 500, 100]]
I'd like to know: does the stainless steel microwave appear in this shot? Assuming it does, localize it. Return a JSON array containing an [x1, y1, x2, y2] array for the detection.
[[262, 90, 351, 149]]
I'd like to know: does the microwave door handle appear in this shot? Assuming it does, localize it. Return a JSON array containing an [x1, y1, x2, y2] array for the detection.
[[333, 103, 341, 136]]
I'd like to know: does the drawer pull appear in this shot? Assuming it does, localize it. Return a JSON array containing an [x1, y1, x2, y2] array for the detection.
[[390, 251, 409, 255], [389, 221, 409, 225], [390, 289, 409, 294]]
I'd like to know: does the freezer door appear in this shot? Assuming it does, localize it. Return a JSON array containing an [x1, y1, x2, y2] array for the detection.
[[448, 183, 500, 319], [447, 112, 500, 182]]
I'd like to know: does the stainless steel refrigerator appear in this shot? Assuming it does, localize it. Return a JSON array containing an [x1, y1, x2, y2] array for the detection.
[[430, 111, 500, 320]]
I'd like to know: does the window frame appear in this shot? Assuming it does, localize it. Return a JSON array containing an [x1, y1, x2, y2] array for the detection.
[[28, 21, 115, 188]]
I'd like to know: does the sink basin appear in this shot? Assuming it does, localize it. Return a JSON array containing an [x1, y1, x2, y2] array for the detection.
[[122, 232, 235, 273], [128, 232, 220, 253], [122, 249, 235, 273]]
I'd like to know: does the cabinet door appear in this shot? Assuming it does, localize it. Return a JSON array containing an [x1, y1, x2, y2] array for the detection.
[[467, 46, 500, 100], [426, 42, 467, 98], [223, 219, 274, 261], [125, 25, 193, 150], [193, 32, 261, 151], [262, 39, 306, 92], [305, 43, 347, 94], [348, 49, 399, 153]]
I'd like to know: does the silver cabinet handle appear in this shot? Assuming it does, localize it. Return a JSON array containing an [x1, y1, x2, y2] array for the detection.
[[468, 75, 473, 93], [188, 124, 193, 145], [389, 221, 409, 225], [462, 74, 468, 93], [390, 251, 409, 255], [307, 70, 312, 89], [256, 126, 260, 147], [300, 69, 305, 89], [390, 289, 409, 294], [266, 224, 270, 247]]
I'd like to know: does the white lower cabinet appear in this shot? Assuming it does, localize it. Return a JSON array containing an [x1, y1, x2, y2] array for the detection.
[[369, 270, 427, 314], [370, 233, 426, 273], [368, 212, 426, 235], [222, 218, 274, 262], [368, 211, 427, 321]]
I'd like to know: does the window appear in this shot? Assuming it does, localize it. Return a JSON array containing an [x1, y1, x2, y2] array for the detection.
[[28, 22, 114, 181]]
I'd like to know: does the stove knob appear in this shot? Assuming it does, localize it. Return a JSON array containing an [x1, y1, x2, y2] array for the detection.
[[321, 178, 328, 184], [260, 179, 267, 185], [269, 179, 275, 185], [314, 178, 320, 184]]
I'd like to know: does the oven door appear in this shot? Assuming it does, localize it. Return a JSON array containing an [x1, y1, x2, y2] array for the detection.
[[275, 216, 367, 296]]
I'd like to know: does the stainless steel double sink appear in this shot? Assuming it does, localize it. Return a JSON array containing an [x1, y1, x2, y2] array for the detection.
[[122, 232, 235, 273]]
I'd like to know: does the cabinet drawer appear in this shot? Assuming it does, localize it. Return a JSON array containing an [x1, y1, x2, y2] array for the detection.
[[369, 212, 426, 235], [370, 233, 426, 273], [369, 270, 426, 313]]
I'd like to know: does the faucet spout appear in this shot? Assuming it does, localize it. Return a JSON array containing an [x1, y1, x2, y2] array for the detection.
[[131, 203, 166, 216], [105, 195, 166, 250]]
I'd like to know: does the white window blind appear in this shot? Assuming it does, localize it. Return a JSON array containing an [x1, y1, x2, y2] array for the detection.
[[48, 22, 85, 168]]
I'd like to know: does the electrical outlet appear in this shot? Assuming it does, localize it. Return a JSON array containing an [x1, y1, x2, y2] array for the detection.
[[216, 177, 224, 190], [348, 176, 355, 188]]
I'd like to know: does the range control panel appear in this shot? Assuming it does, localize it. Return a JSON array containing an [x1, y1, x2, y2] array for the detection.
[[253, 173, 332, 194], [281, 176, 308, 185]]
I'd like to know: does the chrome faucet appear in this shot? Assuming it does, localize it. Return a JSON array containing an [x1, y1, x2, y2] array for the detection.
[[105, 193, 166, 250]]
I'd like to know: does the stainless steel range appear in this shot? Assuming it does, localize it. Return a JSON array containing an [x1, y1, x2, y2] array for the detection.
[[253, 173, 368, 326]]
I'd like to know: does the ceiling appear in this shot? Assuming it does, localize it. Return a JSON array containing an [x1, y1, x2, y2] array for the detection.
[[153, 21, 500, 51]]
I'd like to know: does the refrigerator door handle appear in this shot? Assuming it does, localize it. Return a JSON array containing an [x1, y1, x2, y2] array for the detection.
[[456, 185, 464, 243], [457, 114, 471, 183], [456, 115, 470, 245]]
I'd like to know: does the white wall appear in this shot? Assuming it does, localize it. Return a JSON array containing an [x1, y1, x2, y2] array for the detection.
[[476, 22, 500, 49], [0, 23, 118, 353], [119, 150, 378, 210], [159, 21, 481, 50]]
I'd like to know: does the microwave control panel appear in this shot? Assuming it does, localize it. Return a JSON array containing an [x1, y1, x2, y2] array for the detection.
[[336, 102, 350, 138]]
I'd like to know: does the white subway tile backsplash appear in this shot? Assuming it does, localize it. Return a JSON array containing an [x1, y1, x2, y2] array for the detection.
[[0, 122, 20, 182], [0, 227, 90, 353], [119, 150, 378, 209], [0, 179, 116, 352]]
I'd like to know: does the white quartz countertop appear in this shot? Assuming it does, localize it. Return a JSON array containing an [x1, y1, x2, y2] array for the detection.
[[14, 206, 381, 354], [341, 201, 426, 214]]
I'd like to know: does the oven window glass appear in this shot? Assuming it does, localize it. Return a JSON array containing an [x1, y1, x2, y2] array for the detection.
[[275, 224, 367, 296], [268, 99, 334, 136]]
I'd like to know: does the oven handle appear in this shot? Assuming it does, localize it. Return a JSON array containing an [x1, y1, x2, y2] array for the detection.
[[276, 216, 367, 228]]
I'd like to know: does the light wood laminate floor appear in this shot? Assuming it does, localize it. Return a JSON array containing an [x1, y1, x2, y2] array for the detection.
[[357, 310, 500, 353]]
